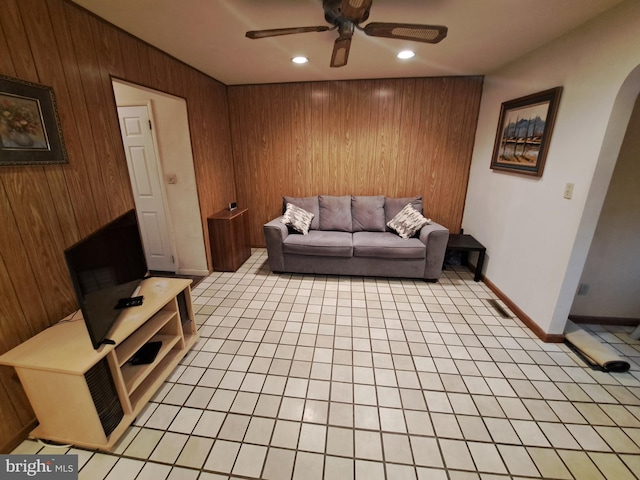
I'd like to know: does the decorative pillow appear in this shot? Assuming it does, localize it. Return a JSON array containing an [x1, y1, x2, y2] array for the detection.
[[319, 195, 353, 232], [352, 195, 385, 232], [387, 203, 431, 239], [283, 196, 319, 230], [281, 203, 314, 235], [384, 196, 423, 226]]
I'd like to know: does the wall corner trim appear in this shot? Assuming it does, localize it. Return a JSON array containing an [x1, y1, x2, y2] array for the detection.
[[481, 276, 565, 343]]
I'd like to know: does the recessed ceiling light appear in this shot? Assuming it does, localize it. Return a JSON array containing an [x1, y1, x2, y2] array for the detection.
[[397, 50, 415, 60], [292, 56, 309, 64]]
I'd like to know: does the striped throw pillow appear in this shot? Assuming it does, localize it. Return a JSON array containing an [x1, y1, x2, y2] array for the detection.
[[387, 203, 431, 239], [281, 203, 315, 235]]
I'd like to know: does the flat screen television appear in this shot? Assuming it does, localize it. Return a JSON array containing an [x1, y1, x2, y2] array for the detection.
[[64, 209, 148, 349]]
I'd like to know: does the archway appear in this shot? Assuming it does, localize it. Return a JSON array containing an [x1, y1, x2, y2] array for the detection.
[[551, 64, 640, 334]]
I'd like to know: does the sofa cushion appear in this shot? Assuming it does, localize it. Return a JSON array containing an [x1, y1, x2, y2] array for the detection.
[[352, 195, 385, 232], [387, 203, 431, 239], [283, 196, 319, 230], [353, 232, 426, 259], [281, 203, 314, 235], [283, 231, 353, 257], [384, 196, 423, 226], [319, 195, 353, 232]]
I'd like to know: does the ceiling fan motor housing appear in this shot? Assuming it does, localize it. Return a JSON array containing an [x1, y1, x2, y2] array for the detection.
[[323, 0, 371, 26]]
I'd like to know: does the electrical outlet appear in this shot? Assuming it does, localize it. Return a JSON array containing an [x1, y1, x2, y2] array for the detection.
[[564, 183, 574, 199]]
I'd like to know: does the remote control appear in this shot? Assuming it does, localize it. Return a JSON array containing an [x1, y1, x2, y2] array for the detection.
[[115, 295, 144, 309]]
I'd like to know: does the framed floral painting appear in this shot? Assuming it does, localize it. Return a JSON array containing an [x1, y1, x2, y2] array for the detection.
[[0, 75, 68, 166], [490, 87, 562, 177]]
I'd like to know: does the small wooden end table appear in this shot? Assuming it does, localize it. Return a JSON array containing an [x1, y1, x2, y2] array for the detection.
[[208, 208, 251, 272], [446, 234, 486, 281]]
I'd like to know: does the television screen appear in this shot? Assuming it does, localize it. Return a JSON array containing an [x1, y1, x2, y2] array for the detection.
[[65, 209, 148, 349]]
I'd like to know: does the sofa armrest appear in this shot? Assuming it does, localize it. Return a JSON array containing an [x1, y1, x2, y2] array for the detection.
[[263, 216, 289, 272], [419, 222, 449, 280]]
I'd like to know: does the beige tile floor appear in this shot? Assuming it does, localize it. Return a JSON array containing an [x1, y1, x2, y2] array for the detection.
[[12, 249, 640, 479]]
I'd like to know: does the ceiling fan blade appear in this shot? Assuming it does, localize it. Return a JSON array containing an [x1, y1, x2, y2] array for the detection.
[[330, 35, 352, 67], [246, 26, 331, 39], [340, 0, 373, 23], [363, 22, 448, 43]]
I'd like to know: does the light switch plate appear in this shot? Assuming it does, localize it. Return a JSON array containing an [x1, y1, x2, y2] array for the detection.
[[564, 183, 574, 199]]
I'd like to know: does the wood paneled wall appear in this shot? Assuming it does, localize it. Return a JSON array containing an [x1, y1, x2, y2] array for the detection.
[[228, 77, 483, 246], [0, 0, 235, 452], [0, 0, 483, 453]]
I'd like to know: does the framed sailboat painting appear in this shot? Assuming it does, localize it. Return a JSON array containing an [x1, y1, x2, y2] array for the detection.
[[490, 87, 562, 177]]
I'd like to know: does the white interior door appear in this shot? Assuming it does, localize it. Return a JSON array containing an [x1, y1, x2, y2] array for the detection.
[[117, 105, 176, 272]]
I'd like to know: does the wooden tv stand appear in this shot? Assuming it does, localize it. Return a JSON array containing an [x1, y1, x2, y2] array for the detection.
[[0, 277, 198, 451]]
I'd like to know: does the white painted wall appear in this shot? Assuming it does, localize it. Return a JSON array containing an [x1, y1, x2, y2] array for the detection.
[[112, 80, 208, 276], [570, 94, 640, 319], [462, 0, 640, 334]]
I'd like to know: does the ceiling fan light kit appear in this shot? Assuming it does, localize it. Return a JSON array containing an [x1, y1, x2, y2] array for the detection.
[[245, 0, 447, 68]]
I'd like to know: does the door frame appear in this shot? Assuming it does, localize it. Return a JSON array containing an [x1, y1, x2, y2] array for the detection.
[[112, 78, 209, 276]]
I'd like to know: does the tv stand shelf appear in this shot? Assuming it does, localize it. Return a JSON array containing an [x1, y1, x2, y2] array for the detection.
[[121, 334, 180, 395], [0, 277, 198, 451]]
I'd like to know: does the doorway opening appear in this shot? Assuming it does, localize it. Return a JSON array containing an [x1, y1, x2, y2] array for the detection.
[[569, 92, 640, 326], [112, 79, 208, 277], [553, 63, 640, 335]]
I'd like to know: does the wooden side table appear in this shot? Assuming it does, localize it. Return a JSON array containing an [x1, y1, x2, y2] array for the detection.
[[445, 234, 486, 281], [208, 208, 251, 272]]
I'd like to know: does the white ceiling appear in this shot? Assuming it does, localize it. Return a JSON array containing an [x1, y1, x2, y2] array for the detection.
[[71, 0, 623, 86]]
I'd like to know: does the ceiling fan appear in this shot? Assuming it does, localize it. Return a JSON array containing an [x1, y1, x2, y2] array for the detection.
[[246, 0, 447, 68]]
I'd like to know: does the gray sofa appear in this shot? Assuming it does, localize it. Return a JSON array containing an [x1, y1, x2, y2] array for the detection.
[[263, 195, 449, 281]]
